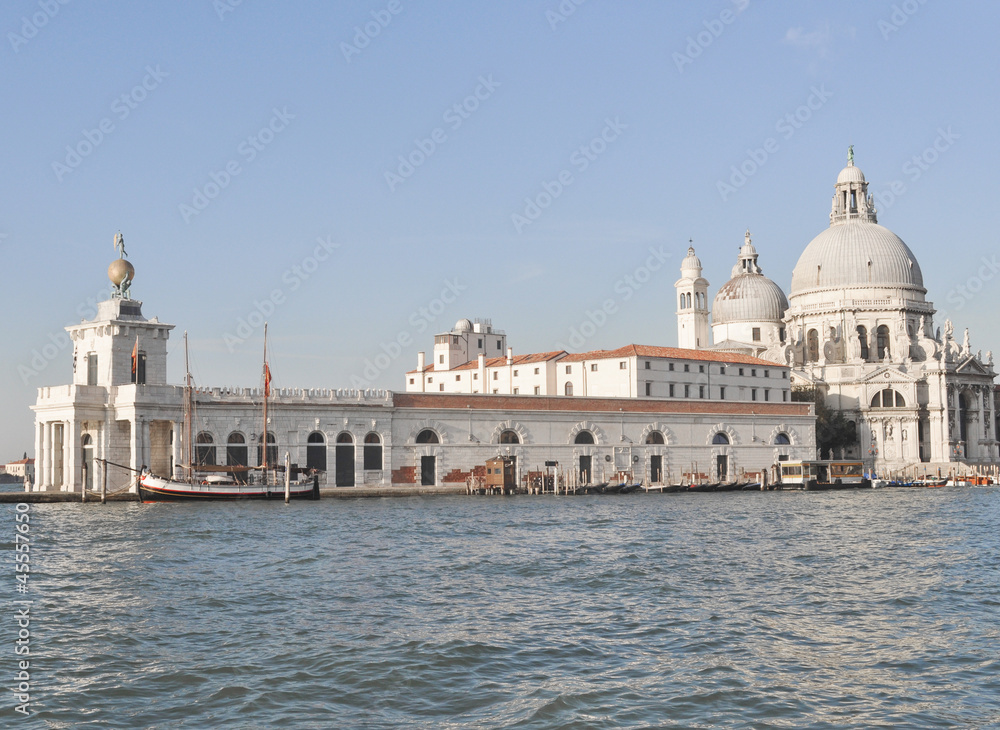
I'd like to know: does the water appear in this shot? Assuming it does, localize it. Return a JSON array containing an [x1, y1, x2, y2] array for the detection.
[[6, 488, 1000, 728]]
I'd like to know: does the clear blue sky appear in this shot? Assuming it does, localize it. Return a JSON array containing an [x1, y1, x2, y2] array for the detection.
[[3, 0, 999, 458]]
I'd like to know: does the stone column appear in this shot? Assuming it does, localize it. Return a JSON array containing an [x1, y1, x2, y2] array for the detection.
[[129, 418, 141, 476], [171, 420, 182, 479], [66, 420, 79, 492], [41, 422, 52, 489], [33, 422, 42, 491]]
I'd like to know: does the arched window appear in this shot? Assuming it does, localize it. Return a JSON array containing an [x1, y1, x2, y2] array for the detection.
[[564, 382, 574, 396], [257, 432, 277, 467], [336, 432, 353, 444], [856, 326, 869, 360], [574, 430, 595, 444], [807, 329, 820, 362], [499, 430, 520, 444], [876, 325, 891, 360], [196, 432, 216, 466], [645, 431, 665, 445], [415, 429, 439, 444], [363, 432, 383, 470], [306, 431, 326, 472], [712, 432, 730, 445], [870, 389, 906, 408], [774, 432, 791, 445]]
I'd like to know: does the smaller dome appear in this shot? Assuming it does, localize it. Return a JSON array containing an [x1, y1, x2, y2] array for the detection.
[[713, 275, 789, 325], [454, 318, 473, 332], [681, 246, 701, 270], [837, 163, 866, 184]]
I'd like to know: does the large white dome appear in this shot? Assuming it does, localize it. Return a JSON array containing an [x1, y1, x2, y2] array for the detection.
[[791, 221, 924, 295]]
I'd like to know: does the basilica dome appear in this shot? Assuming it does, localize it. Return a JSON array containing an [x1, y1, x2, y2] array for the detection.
[[791, 221, 924, 294], [790, 156, 925, 298]]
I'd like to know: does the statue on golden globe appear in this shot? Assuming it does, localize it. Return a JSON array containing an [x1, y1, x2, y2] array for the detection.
[[107, 230, 135, 299]]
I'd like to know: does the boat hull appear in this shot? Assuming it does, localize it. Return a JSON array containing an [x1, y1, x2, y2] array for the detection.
[[138, 474, 320, 502]]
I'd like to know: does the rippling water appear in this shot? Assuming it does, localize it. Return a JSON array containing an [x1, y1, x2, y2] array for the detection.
[[6, 488, 1000, 728]]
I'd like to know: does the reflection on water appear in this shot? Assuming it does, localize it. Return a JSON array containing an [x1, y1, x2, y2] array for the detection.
[[8, 487, 1000, 728]]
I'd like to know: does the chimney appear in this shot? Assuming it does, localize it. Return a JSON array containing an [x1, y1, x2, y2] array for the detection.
[[417, 351, 425, 370], [506, 346, 513, 365]]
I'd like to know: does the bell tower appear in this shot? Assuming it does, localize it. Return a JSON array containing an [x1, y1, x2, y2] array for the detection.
[[675, 244, 710, 350]]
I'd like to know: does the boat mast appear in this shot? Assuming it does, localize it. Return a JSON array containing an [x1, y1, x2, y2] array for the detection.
[[262, 322, 269, 476], [184, 331, 193, 483]]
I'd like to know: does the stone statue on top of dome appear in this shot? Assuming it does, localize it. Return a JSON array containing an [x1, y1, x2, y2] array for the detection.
[[944, 319, 954, 340], [988, 351, 994, 368], [963, 328, 971, 355], [847, 145, 854, 165]]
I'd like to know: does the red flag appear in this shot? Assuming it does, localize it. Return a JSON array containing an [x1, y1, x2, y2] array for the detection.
[[264, 363, 272, 398], [131, 336, 139, 375]]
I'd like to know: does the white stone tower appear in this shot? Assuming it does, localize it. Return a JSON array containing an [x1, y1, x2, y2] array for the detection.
[[675, 244, 710, 349]]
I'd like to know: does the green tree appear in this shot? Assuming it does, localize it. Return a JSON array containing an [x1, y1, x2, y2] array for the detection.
[[792, 387, 858, 459]]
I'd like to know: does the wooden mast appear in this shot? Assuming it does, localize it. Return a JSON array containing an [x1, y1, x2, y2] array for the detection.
[[262, 322, 269, 479], [184, 331, 193, 483]]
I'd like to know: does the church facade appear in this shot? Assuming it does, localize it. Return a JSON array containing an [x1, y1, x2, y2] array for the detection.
[[680, 151, 998, 470]]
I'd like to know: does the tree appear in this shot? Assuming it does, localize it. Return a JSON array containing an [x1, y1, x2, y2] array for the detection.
[[792, 387, 858, 459]]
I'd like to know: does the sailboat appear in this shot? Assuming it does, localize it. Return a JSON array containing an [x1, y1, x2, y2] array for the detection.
[[138, 326, 320, 501]]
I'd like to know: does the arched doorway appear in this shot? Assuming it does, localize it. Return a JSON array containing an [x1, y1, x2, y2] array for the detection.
[[335, 432, 355, 487], [227, 433, 247, 483], [196, 432, 216, 467], [575, 430, 594, 483], [415, 429, 438, 485], [306, 432, 326, 472], [82, 434, 94, 491], [712, 432, 730, 481], [257, 433, 277, 468]]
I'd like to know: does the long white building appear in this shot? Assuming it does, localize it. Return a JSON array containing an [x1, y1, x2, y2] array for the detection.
[[31, 249, 815, 492]]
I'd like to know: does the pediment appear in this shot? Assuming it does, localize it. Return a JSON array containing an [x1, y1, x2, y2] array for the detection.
[[955, 357, 991, 376], [859, 366, 920, 385]]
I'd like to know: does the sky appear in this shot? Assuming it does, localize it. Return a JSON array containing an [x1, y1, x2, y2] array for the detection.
[[3, 0, 1000, 459]]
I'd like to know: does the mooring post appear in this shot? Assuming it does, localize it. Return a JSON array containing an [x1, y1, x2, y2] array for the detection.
[[284, 451, 291, 503], [101, 459, 107, 504]]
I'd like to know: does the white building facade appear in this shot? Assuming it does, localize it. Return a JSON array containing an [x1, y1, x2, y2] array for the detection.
[[683, 150, 998, 471]]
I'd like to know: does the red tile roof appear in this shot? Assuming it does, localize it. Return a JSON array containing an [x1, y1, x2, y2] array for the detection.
[[407, 351, 566, 374], [394, 392, 810, 415], [561, 344, 784, 367]]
